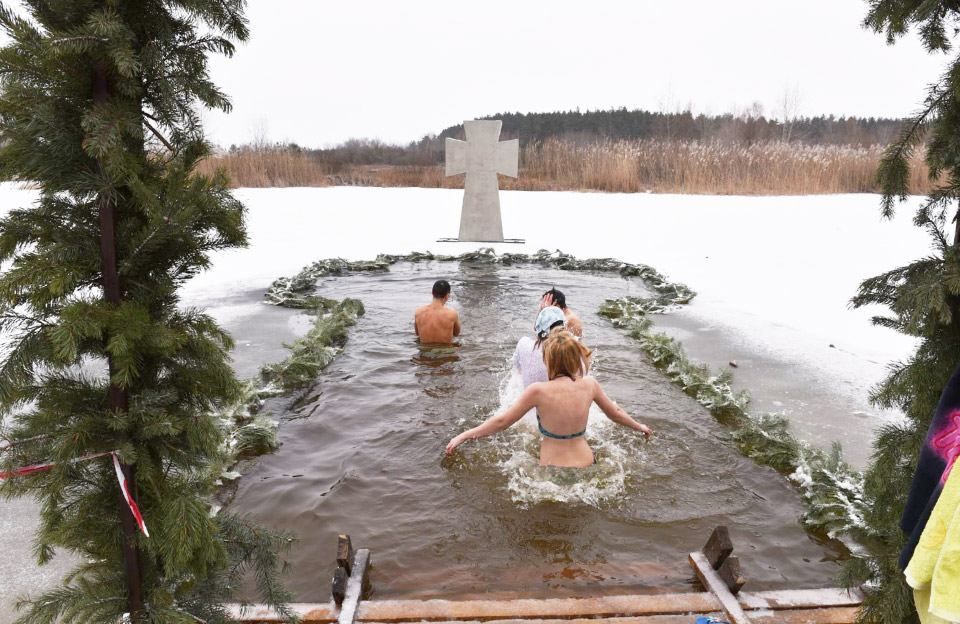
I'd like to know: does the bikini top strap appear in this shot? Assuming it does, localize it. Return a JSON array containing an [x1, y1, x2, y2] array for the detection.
[[536, 412, 587, 440]]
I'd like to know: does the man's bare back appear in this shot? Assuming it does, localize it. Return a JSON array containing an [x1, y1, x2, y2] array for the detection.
[[415, 303, 460, 344], [415, 280, 461, 344]]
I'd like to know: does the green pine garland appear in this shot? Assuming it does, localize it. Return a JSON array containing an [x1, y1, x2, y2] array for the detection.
[[598, 297, 871, 547]]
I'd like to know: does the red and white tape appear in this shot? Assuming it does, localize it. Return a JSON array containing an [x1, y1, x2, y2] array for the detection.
[[1, 451, 149, 537], [0, 450, 112, 479], [111, 453, 149, 537]]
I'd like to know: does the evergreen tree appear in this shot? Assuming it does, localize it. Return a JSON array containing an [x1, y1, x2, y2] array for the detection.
[[0, 2, 293, 622], [841, 2, 960, 622]]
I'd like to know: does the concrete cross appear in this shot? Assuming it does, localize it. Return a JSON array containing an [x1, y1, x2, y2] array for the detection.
[[445, 120, 519, 242]]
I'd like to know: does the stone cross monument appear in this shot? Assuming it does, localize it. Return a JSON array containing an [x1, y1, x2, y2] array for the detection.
[[445, 120, 519, 242]]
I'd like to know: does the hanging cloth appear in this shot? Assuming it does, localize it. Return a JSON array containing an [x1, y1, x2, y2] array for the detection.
[[906, 465, 960, 622], [900, 363, 960, 570]]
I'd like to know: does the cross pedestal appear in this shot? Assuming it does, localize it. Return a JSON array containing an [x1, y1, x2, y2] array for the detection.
[[444, 120, 520, 243]]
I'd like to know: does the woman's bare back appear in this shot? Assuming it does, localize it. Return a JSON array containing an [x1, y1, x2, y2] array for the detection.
[[533, 377, 597, 467]]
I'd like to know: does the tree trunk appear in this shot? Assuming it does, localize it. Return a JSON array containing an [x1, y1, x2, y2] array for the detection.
[[94, 62, 145, 620], [954, 205, 960, 249]]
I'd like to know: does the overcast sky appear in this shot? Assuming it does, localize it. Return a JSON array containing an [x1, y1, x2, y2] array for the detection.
[[3, 1, 952, 147]]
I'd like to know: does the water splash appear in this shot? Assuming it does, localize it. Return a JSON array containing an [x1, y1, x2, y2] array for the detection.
[[487, 366, 646, 508]]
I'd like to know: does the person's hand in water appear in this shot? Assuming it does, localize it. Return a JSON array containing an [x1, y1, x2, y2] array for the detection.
[[445, 433, 467, 455], [638, 423, 653, 440]]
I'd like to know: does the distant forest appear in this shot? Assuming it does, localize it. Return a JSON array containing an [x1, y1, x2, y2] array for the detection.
[[263, 108, 909, 167], [438, 109, 903, 145]]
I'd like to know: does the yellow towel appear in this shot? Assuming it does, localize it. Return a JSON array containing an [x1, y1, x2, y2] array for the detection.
[[906, 466, 960, 622], [915, 588, 953, 624]]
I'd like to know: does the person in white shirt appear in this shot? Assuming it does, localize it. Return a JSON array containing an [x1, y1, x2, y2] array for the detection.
[[513, 306, 567, 388]]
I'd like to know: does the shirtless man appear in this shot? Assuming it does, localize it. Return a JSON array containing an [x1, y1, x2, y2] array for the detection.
[[540, 288, 583, 338], [415, 280, 461, 344]]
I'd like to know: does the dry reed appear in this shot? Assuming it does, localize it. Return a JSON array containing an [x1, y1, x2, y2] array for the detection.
[[197, 139, 933, 195]]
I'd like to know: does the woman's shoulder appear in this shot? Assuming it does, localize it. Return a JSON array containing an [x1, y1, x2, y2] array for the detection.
[[578, 374, 600, 391]]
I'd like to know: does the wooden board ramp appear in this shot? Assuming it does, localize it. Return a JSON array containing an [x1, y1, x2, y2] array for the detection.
[[228, 528, 864, 624]]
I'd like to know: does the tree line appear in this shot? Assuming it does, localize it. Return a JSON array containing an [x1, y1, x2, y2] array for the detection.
[[255, 107, 913, 169]]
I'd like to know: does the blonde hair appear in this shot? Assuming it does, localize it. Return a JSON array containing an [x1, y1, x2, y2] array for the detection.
[[543, 330, 592, 381]]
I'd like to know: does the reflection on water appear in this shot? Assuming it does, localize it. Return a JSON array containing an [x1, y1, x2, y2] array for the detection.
[[413, 343, 462, 399], [412, 344, 461, 368], [228, 261, 841, 601]]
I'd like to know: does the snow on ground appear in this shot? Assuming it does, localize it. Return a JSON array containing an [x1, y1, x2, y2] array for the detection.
[[0, 183, 933, 616]]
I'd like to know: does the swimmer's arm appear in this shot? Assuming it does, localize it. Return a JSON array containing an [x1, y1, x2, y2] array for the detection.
[[453, 311, 461, 337], [445, 386, 538, 455], [592, 380, 652, 438]]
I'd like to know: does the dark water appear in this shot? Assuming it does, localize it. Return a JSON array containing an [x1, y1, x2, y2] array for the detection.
[[228, 261, 841, 600]]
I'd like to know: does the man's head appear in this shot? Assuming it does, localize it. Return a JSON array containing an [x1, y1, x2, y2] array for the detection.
[[432, 280, 451, 301], [543, 287, 567, 310]]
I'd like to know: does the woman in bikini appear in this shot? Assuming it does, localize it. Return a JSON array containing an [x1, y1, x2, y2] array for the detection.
[[445, 330, 653, 468]]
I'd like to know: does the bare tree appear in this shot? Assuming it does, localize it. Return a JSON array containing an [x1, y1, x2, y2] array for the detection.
[[778, 85, 803, 142]]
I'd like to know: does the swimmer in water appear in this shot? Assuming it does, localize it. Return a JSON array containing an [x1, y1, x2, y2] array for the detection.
[[415, 279, 461, 344], [446, 330, 652, 467], [540, 288, 583, 338], [513, 306, 566, 388]]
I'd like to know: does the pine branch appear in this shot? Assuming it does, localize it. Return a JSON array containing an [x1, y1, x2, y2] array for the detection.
[[48, 35, 107, 47], [878, 81, 951, 217], [142, 117, 176, 154]]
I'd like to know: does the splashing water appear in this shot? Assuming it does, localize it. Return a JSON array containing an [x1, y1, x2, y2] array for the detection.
[[485, 362, 646, 508]]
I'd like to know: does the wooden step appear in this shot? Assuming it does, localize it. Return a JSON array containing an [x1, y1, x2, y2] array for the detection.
[[367, 611, 861, 624], [227, 588, 863, 623]]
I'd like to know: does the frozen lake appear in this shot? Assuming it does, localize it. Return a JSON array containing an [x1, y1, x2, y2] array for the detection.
[[0, 185, 931, 613]]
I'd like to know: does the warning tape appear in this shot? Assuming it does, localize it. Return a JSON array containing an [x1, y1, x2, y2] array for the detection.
[[1, 450, 149, 537]]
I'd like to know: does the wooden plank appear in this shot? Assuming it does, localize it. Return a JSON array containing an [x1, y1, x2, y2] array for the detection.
[[365, 617, 727, 624], [333, 566, 349, 606], [226, 603, 336, 623], [363, 611, 858, 624], [748, 606, 861, 623], [689, 551, 752, 624], [702, 526, 734, 569], [718, 556, 746, 595], [225, 587, 863, 623], [337, 534, 355, 574], [338, 549, 371, 624], [357, 593, 722, 621], [739, 588, 864, 610]]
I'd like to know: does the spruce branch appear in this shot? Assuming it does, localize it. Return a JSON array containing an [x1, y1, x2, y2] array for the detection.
[[877, 79, 952, 217], [47, 35, 108, 48], [142, 117, 176, 154]]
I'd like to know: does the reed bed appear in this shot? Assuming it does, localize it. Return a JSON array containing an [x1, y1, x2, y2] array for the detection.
[[198, 139, 933, 195], [195, 147, 330, 188]]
